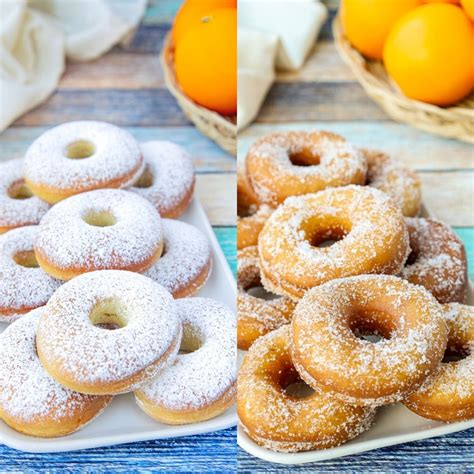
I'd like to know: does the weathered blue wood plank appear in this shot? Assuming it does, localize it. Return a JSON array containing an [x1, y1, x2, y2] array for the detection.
[[455, 228, 474, 280]]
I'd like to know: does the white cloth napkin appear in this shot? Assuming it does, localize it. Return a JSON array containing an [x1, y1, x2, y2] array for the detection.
[[238, 0, 328, 131], [0, 0, 147, 133]]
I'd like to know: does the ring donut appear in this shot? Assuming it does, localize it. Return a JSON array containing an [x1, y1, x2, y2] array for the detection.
[[245, 131, 367, 206], [258, 185, 409, 300], [24, 121, 144, 204], [0, 308, 112, 438], [36, 270, 182, 395], [237, 246, 295, 350], [404, 303, 473, 422], [131, 141, 195, 218], [291, 275, 448, 406], [363, 149, 421, 217], [144, 219, 212, 298], [238, 326, 375, 453], [0, 226, 61, 323], [135, 298, 236, 424], [237, 166, 259, 212], [401, 218, 467, 304], [35, 189, 163, 280], [0, 159, 50, 234]]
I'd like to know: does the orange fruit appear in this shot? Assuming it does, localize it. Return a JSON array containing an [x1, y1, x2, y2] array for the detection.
[[175, 8, 237, 115], [461, 0, 474, 19], [172, 0, 236, 46], [384, 4, 474, 105], [340, 0, 421, 60], [422, 0, 460, 3]]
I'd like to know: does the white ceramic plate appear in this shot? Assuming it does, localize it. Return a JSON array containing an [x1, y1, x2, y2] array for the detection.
[[0, 198, 237, 453]]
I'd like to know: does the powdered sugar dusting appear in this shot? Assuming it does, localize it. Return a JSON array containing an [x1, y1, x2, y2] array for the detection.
[[137, 298, 236, 410]]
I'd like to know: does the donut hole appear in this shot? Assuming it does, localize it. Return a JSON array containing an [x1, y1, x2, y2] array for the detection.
[[13, 250, 39, 268], [238, 202, 257, 218], [442, 342, 470, 363], [8, 180, 33, 200], [278, 365, 315, 399], [349, 309, 397, 342], [288, 148, 320, 167], [308, 225, 350, 248], [179, 323, 204, 354], [83, 210, 117, 227], [244, 275, 280, 301], [89, 300, 127, 330], [134, 166, 154, 188], [65, 140, 95, 159]]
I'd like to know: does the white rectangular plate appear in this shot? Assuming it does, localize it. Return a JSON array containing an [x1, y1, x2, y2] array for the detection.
[[0, 198, 237, 453]]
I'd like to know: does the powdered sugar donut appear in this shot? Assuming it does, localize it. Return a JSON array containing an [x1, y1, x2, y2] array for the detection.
[[291, 275, 448, 407], [0, 308, 112, 438], [24, 121, 144, 203], [135, 298, 236, 424], [238, 246, 295, 350], [144, 219, 212, 298], [259, 185, 410, 300], [35, 189, 163, 281], [131, 141, 195, 218], [0, 226, 61, 323], [363, 149, 421, 217], [237, 204, 274, 250], [404, 303, 473, 422], [238, 326, 375, 453], [0, 159, 50, 234], [37, 271, 182, 395], [401, 218, 467, 304], [246, 131, 367, 206]]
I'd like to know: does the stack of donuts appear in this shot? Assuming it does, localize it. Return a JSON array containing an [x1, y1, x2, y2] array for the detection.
[[0, 121, 236, 438], [237, 131, 473, 453]]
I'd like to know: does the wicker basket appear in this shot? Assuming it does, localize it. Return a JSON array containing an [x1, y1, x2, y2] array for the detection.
[[333, 17, 474, 144], [160, 33, 237, 156]]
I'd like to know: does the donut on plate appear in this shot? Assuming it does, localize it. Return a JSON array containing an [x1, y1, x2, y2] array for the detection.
[[404, 303, 473, 422], [238, 326, 375, 453], [144, 219, 212, 298], [36, 271, 182, 395], [131, 141, 195, 218], [24, 121, 144, 203], [246, 131, 367, 206], [0, 308, 112, 438], [135, 298, 236, 424], [258, 185, 409, 300], [0, 226, 61, 323], [238, 246, 295, 350], [363, 149, 421, 217], [34, 189, 163, 280], [401, 218, 467, 304], [0, 159, 50, 234], [291, 275, 448, 406]]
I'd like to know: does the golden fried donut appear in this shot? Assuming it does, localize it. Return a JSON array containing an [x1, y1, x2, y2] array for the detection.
[[0, 308, 112, 438], [35, 189, 163, 281], [291, 275, 448, 407], [144, 219, 212, 298], [24, 121, 144, 204], [131, 141, 195, 218], [404, 303, 473, 422], [259, 185, 409, 300], [245, 131, 367, 206], [237, 166, 259, 212], [0, 226, 61, 323], [37, 271, 182, 395], [363, 149, 421, 217], [401, 218, 467, 304], [238, 326, 375, 453], [237, 246, 295, 350], [0, 159, 50, 234], [135, 298, 236, 425]]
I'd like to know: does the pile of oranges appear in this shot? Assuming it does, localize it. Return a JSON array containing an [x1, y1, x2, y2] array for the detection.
[[341, 0, 474, 106], [172, 0, 237, 116]]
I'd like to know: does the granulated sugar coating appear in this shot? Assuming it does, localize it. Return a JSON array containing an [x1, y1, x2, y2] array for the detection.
[[0, 226, 61, 322], [291, 275, 448, 407], [36, 271, 182, 394], [258, 185, 410, 300], [238, 326, 375, 453], [136, 298, 236, 418], [246, 131, 367, 206], [401, 218, 467, 304], [0, 308, 112, 436], [0, 159, 50, 232]]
